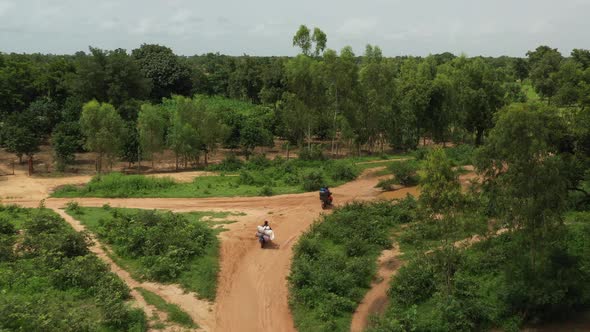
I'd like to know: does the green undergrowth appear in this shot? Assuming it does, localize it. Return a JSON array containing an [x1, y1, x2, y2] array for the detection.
[[288, 198, 416, 332], [66, 206, 224, 301], [0, 205, 146, 331], [53, 156, 364, 198], [369, 222, 590, 332], [136, 287, 196, 328]]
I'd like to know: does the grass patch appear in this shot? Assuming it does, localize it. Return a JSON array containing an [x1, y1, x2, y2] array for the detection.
[[136, 287, 196, 328], [53, 158, 367, 198], [66, 206, 223, 301], [288, 198, 416, 331]]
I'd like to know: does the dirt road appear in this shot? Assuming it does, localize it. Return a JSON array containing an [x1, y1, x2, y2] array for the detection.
[[2, 166, 416, 332]]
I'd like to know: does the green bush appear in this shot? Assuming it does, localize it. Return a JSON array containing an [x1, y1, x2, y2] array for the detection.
[[301, 170, 324, 191], [375, 227, 590, 332], [376, 178, 397, 191], [330, 161, 359, 182], [209, 153, 244, 172], [238, 170, 256, 185], [0, 207, 146, 331], [259, 185, 274, 196], [299, 145, 326, 161], [56, 173, 176, 198], [97, 210, 215, 283], [246, 154, 272, 170], [445, 145, 475, 166], [388, 160, 419, 186], [289, 199, 415, 331], [65, 201, 82, 214]]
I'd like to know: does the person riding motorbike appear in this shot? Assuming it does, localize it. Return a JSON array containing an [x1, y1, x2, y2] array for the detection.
[[258, 221, 272, 247], [319, 186, 333, 208]]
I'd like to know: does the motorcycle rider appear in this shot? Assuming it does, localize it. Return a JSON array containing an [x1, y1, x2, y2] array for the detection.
[[261, 220, 272, 230]]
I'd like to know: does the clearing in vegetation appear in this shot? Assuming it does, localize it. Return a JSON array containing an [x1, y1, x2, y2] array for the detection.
[[0, 205, 146, 332], [65, 205, 225, 301]]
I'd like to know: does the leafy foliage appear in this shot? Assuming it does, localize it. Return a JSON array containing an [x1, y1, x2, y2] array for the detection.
[[288, 199, 416, 331], [0, 206, 146, 331]]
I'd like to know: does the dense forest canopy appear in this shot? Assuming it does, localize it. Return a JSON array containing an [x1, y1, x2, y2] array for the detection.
[[0, 26, 589, 177]]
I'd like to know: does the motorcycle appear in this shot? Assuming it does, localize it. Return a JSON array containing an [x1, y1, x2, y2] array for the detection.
[[256, 226, 275, 248], [320, 190, 333, 209]]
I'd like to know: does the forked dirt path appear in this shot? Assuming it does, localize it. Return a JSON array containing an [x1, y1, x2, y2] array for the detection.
[[52, 208, 196, 332], [3, 166, 415, 332]]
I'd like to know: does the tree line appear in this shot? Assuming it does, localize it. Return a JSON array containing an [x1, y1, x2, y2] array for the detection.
[[1, 25, 589, 173]]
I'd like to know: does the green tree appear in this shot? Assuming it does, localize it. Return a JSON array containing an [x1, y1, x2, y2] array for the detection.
[[79, 100, 126, 173], [137, 104, 167, 169], [526, 46, 563, 103], [26, 98, 61, 137], [358, 45, 395, 152], [454, 57, 506, 145], [475, 103, 569, 266], [1, 115, 42, 172], [292, 25, 312, 56], [311, 28, 327, 57], [51, 122, 82, 172], [0, 55, 40, 115], [292, 25, 327, 57], [70, 47, 151, 107], [132, 44, 192, 101], [239, 118, 273, 158]]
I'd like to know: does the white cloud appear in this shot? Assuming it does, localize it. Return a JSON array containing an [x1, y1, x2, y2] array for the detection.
[[0, 1, 14, 16], [337, 18, 378, 37]]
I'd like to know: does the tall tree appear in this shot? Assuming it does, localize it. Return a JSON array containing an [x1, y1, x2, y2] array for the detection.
[[132, 44, 192, 101], [137, 104, 167, 169], [292, 25, 312, 56], [79, 100, 126, 173], [526, 46, 563, 103], [475, 103, 569, 266], [454, 57, 506, 145], [1, 112, 42, 174], [71, 47, 151, 107], [292, 25, 328, 57], [51, 122, 82, 172]]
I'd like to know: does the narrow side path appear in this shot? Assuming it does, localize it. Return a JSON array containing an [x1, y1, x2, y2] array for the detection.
[[52, 208, 214, 331], [350, 247, 402, 332]]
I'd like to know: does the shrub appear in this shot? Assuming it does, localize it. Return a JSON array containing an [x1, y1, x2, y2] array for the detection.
[[246, 154, 271, 170], [376, 178, 397, 191], [97, 210, 215, 284], [66, 201, 82, 214], [238, 170, 256, 185], [0, 208, 146, 331], [298, 145, 326, 161], [259, 185, 274, 196], [289, 199, 416, 331], [301, 170, 324, 191], [330, 161, 359, 182], [445, 145, 475, 166], [388, 160, 419, 186], [209, 153, 244, 172]]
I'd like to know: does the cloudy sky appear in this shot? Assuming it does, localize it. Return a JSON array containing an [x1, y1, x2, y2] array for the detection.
[[0, 0, 588, 57]]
